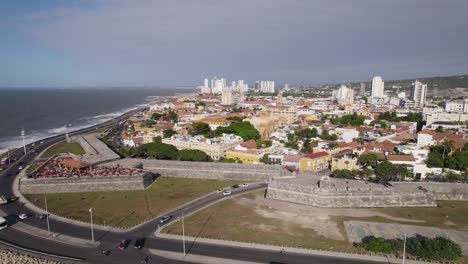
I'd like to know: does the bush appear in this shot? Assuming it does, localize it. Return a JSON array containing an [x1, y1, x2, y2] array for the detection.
[[176, 149, 211, 162]]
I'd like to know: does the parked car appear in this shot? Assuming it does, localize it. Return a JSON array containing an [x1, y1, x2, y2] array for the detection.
[[134, 238, 146, 249], [231, 184, 239, 189], [117, 239, 130, 250], [222, 190, 232, 196], [159, 215, 171, 224], [18, 166, 23, 171], [239, 183, 249, 187], [18, 214, 28, 220]]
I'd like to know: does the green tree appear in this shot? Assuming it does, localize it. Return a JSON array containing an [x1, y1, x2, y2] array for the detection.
[[260, 154, 270, 164], [370, 120, 387, 129], [163, 129, 176, 138], [141, 119, 155, 127], [137, 142, 178, 160], [176, 149, 211, 162], [374, 161, 398, 181], [358, 153, 378, 167], [152, 136, 162, 143], [151, 112, 163, 120], [191, 122, 211, 135]]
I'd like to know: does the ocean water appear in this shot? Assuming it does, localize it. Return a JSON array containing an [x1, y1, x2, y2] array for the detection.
[[0, 87, 193, 153]]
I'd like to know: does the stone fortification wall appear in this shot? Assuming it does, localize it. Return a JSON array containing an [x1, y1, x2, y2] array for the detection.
[[392, 182, 468, 200], [72, 134, 120, 165], [266, 179, 437, 208], [19, 173, 154, 194], [102, 159, 290, 181]]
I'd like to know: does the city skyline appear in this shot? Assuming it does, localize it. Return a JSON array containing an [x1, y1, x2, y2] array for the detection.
[[1, 0, 468, 87]]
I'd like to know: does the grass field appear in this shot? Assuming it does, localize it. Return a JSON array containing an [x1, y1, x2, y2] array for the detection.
[[163, 191, 468, 257], [24, 177, 244, 228], [40, 141, 85, 158], [164, 191, 358, 252]]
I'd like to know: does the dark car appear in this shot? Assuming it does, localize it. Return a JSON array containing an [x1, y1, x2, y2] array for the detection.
[[159, 215, 171, 224], [35, 214, 48, 220], [134, 238, 146, 249], [117, 239, 130, 250], [231, 184, 239, 189]]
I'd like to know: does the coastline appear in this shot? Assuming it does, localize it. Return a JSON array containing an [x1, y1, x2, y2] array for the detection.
[[0, 91, 194, 155]]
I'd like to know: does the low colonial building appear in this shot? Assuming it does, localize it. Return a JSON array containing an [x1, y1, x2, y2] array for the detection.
[[162, 133, 242, 160], [299, 151, 330, 172]]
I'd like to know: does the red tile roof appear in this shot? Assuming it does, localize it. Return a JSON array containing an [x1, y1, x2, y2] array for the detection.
[[387, 155, 415, 162], [240, 139, 257, 149], [303, 151, 329, 159]]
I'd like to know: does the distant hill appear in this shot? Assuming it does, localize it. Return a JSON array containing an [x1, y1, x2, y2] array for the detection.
[[321, 74, 468, 97]]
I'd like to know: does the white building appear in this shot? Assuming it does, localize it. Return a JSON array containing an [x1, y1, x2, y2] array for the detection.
[[445, 99, 468, 113], [371, 76, 385, 104], [425, 112, 468, 126], [332, 85, 354, 105], [162, 134, 243, 160], [411, 80, 427, 108], [256, 81, 275, 93], [221, 88, 233, 105]]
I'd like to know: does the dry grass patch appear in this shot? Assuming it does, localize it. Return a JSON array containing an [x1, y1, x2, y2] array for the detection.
[[40, 141, 85, 158]]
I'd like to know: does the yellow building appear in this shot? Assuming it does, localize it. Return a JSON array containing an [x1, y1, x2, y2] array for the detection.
[[299, 151, 330, 172], [225, 150, 262, 164], [133, 123, 155, 134], [263, 106, 297, 125], [198, 115, 234, 130], [331, 155, 359, 171]]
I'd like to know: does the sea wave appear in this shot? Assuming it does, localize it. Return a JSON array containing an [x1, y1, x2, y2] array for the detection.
[[0, 96, 155, 155]]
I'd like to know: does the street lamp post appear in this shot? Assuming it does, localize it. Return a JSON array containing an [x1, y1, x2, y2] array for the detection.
[[89, 208, 94, 243], [402, 232, 407, 264], [182, 210, 186, 256], [21, 129, 26, 155], [44, 195, 50, 235]]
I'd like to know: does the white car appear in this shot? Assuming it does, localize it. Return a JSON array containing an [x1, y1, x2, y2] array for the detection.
[[239, 183, 249, 187], [18, 166, 23, 171], [222, 190, 232, 196], [18, 214, 28, 220]]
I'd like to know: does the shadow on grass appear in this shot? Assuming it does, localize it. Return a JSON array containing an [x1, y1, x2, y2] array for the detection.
[[96, 210, 136, 242], [186, 209, 217, 255]]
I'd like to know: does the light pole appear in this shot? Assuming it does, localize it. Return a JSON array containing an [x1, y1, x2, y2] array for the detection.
[[402, 232, 407, 264], [21, 129, 26, 155], [182, 210, 186, 256], [89, 208, 94, 243], [44, 195, 50, 235]]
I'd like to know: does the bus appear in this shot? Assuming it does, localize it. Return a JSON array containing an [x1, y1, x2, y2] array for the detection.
[[0, 216, 8, 230]]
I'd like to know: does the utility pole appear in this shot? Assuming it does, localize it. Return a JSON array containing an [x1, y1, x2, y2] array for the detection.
[[21, 129, 26, 155], [44, 195, 50, 235], [402, 232, 407, 264], [89, 208, 94, 243], [182, 210, 186, 256]]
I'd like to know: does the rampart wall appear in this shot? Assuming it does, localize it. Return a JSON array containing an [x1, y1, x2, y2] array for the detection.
[[391, 182, 468, 200], [103, 159, 290, 181], [19, 173, 154, 194], [266, 180, 437, 208]]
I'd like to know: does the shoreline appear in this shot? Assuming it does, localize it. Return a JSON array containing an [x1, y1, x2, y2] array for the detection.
[[0, 92, 193, 155]]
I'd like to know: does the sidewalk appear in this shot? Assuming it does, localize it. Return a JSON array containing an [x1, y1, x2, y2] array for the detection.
[[155, 233, 433, 264], [10, 222, 99, 248], [148, 249, 263, 264]]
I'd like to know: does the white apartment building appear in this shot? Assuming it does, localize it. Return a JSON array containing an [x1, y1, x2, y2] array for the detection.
[[445, 99, 468, 113], [162, 134, 243, 160], [371, 76, 385, 104], [425, 112, 468, 126], [332, 85, 354, 105], [256, 81, 275, 93], [221, 89, 233, 105], [411, 80, 427, 108]]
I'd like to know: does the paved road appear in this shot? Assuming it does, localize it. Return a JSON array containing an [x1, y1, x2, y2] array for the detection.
[[0, 109, 382, 264]]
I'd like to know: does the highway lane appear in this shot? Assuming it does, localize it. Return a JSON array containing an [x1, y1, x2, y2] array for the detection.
[[0, 108, 384, 264]]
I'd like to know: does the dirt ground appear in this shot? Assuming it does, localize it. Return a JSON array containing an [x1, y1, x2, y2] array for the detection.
[[236, 193, 424, 241]]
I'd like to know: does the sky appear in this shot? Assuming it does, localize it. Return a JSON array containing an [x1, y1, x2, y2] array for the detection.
[[1, 0, 468, 88]]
